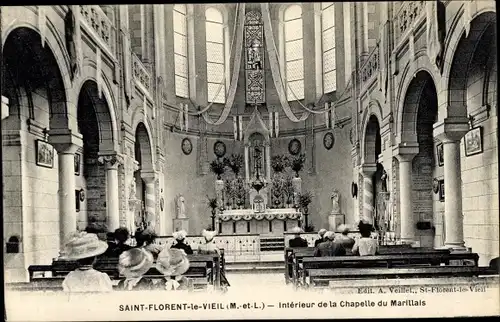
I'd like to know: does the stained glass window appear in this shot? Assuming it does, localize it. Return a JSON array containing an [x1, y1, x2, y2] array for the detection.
[[174, 4, 189, 98], [322, 2, 337, 93], [284, 5, 304, 101], [206, 8, 226, 103]]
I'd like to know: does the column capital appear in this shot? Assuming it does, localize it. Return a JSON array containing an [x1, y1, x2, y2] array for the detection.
[[433, 117, 470, 143], [48, 129, 83, 154], [360, 163, 377, 177], [97, 152, 125, 169], [393, 142, 419, 162], [141, 169, 158, 183]]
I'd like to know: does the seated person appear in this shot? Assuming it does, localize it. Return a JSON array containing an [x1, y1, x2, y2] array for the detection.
[[105, 227, 133, 257], [155, 248, 190, 291], [170, 230, 193, 255], [314, 231, 346, 257], [197, 229, 219, 255], [60, 231, 113, 293], [352, 221, 378, 256], [314, 229, 327, 247], [335, 224, 356, 254], [135, 228, 163, 259], [117, 248, 155, 291], [288, 227, 308, 248]]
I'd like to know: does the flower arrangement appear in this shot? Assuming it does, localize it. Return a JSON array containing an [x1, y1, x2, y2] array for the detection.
[[291, 153, 306, 177], [206, 195, 218, 212], [271, 155, 289, 173], [284, 176, 294, 205], [298, 191, 313, 209], [223, 154, 244, 176], [209, 159, 226, 179]]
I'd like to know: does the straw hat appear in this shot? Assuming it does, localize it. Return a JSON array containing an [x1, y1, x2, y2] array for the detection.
[[337, 224, 350, 234], [155, 248, 190, 277], [324, 231, 335, 241], [61, 231, 109, 260], [318, 229, 327, 237], [118, 248, 154, 278], [173, 230, 187, 241], [201, 229, 217, 242], [290, 227, 303, 234]]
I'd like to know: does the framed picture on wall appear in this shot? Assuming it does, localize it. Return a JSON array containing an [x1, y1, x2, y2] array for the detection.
[[36, 140, 54, 168], [464, 126, 483, 157], [438, 179, 445, 202], [436, 143, 444, 167], [74, 153, 81, 176]]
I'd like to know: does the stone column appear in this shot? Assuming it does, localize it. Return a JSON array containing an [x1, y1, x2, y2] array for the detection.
[[434, 118, 469, 250], [98, 153, 124, 231], [141, 170, 157, 230], [394, 142, 419, 244], [360, 163, 377, 224], [48, 129, 83, 249]]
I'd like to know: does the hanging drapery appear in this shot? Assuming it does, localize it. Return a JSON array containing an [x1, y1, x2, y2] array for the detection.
[[64, 6, 78, 80], [261, 3, 309, 123], [202, 3, 246, 125], [268, 112, 279, 137], [427, 1, 442, 69], [179, 103, 184, 132], [464, 0, 473, 38], [233, 115, 244, 140], [274, 112, 279, 137], [184, 103, 189, 132], [378, 20, 389, 103], [96, 47, 103, 98], [38, 6, 46, 48], [143, 95, 148, 124], [268, 112, 273, 137], [123, 32, 132, 104]]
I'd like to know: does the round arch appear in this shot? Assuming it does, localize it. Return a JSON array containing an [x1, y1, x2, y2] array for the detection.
[[134, 122, 155, 172], [441, 9, 496, 119], [362, 114, 381, 165], [398, 71, 438, 144]]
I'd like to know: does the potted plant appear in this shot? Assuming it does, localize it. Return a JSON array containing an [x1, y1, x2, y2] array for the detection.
[[271, 155, 289, 173], [224, 180, 233, 210], [298, 191, 313, 214], [210, 159, 226, 180], [304, 224, 315, 232], [207, 195, 218, 230], [224, 154, 244, 177], [284, 176, 294, 207], [291, 153, 306, 177]]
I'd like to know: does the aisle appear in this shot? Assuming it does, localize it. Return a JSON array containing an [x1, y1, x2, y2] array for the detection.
[[223, 272, 292, 293]]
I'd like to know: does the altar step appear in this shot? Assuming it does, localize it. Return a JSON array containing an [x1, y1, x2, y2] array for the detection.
[[225, 260, 284, 274], [259, 236, 285, 252]]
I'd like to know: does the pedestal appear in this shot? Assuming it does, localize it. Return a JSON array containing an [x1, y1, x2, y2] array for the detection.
[[173, 218, 190, 233], [328, 213, 345, 231]]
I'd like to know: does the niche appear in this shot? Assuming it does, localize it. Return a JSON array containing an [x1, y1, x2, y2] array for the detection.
[[6, 235, 20, 253]]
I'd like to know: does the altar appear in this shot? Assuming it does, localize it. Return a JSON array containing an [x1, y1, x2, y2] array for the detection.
[[218, 208, 302, 235]]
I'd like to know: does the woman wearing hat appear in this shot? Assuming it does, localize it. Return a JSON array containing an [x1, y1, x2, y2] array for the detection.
[[135, 228, 164, 259], [171, 230, 193, 255], [314, 229, 327, 247], [335, 224, 356, 254], [197, 229, 219, 255], [352, 221, 378, 256], [117, 248, 155, 291], [61, 231, 113, 293], [155, 248, 190, 291]]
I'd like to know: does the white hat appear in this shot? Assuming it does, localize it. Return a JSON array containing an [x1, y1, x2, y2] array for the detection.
[[318, 229, 327, 237], [172, 230, 187, 241], [202, 229, 217, 242], [324, 231, 335, 240], [156, 248, 190, 277], [337, 224, 350, 234], [118, 248, 154, 278], [61, 231, 108, 260], [290, 227, 303, 234]]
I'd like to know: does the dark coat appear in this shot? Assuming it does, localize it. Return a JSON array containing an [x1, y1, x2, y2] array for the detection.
[[104, 242, 132, 258], [314, 237, 325, 247], [117, 278, 156, 291], [314, 240, 346, 257], [289, 237, 308, 248], [171, 241, 194, 255]]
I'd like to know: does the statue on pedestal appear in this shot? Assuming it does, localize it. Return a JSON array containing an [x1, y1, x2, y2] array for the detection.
[[176, 195, 187, 219], [331, 190, 341, 214]]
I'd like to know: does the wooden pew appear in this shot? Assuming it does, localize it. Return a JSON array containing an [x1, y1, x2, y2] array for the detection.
[[284, 247, 313, 284], [308, 266, 498, 287], [299, 252, 479, 287]]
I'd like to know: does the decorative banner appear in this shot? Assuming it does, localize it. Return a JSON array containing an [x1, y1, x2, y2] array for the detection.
[[179, 103, 184, 132], [96, 47, 102, 99], [245, 10, 266, 104], [325, 103, 332, 129], [274, 112, 279, 137], [38, 6, 46, 48], [269, 112, 279, 137], [184, 103, 189, 132], [143, 95, 147, 124], [409, 31, 415, 63], [464, 0, 473, 38], [123, 33, 132, 104]]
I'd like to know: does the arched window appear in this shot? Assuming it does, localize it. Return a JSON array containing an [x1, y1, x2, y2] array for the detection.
[[284, 5, 304, 101], [205, 8, 225, 104], [321, 2, 336, 93], [174, 4, 189, 98]]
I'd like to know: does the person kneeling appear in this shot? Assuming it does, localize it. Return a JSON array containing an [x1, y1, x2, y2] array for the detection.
[[314, 231, 346, 257], [61, 231, 113, 293]]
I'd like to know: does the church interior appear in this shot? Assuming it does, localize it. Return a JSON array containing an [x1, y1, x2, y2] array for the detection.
[[1, 2, 499, 298]]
